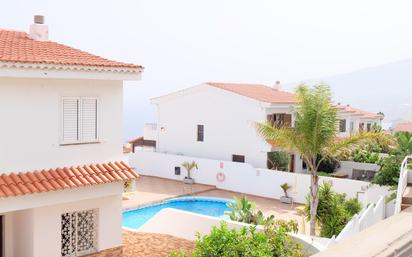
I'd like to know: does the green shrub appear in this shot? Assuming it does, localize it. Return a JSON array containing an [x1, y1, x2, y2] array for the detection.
[[226, 196, 275, 225], [267, 151, 290, 171], [226, 196, 298, 232], [316, 156, 340, 173], [373, 155, 402, 186], [351, 149, 380, 164], [318, 171, 332, 177], [180, 222, 303, 257], [304, 182, 362, 238]]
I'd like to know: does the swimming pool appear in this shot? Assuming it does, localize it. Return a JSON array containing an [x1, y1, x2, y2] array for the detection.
[[122, 196, 234, 229]]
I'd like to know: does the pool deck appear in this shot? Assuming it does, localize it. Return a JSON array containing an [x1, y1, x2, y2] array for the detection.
[[122, 176, 216, 210], [121, 176, 309, 256], [123, 176, 304, 226]]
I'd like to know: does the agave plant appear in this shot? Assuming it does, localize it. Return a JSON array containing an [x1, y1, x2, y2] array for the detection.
[[226, 196, 256, 223]]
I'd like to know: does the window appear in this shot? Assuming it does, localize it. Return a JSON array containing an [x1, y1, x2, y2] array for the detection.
[[61, 209, 98, 257], [232, 155, 245, 163], [359, 122, 365, 132], [366, 123, 372, 132], [350, 121, 354, 133], [197, 124, 204, 142], [62, 97, 98, 144], [339, 119, 346, 132], [267, 113, 292, 128]]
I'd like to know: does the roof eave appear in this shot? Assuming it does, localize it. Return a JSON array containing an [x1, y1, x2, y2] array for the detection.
[[0, 61, 143, 81]]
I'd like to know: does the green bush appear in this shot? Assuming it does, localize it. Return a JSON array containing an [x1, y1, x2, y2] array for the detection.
[[316, 156, 340, 173], [304, 182, 362, 238], [373, 155, 402, 186], [351, 148, 380, 164], [226, 196, 299, 233], [267, 151, 290, 171], [226, 196, 276, 225], [168, 222, 303, 257], [317, 171, 332, 177]]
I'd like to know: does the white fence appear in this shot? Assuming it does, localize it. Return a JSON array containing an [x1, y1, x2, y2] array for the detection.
[[394, 155, 412, 214], [130, 151, 385, 205], [330, 195, 385, 245]]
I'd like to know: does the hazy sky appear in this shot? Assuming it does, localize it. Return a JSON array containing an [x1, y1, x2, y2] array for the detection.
[[2, 0, 412, 138]]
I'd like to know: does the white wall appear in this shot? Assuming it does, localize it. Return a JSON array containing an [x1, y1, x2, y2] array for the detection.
[[2, 187, 123, 257], [152, 84, 280, 168], [137, 208, 322, 256], [130, 151, 377, 204], [32, 195, 122, 257], [338, 161, 380, 178], [0, 77, 124, 172]]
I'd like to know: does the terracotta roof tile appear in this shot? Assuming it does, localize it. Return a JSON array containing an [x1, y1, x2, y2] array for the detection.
[[394, 123, 412, 133], [335, 104, 381, 119], [0, 29, 143, 70], [207, 82, 297, 104], [0, 162, 138, 198]]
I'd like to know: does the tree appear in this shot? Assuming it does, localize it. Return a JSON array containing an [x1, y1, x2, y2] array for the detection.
[[255, 84, 387, 236]]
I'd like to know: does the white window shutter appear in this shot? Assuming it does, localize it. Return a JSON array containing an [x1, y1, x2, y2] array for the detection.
[[81, 98, 98, 141], [62, 98, 79, 143]]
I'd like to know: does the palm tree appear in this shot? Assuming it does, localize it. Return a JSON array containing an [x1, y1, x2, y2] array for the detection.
[[256, 84, 388, 236], [181, 161, 198, 180]]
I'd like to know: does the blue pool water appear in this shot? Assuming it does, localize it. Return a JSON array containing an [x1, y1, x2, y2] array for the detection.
[[122, 196, 234, 229]]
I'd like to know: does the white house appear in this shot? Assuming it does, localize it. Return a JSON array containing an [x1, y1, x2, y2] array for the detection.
[[143, 82, 382, 173], [0, 16, 143, 257], [336, 103, 383, 137]]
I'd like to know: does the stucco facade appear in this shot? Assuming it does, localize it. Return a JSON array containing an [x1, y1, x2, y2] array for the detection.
[[151, 84, 279, 169], [0, 21, 142, 257], [0, 77, 124, 172]]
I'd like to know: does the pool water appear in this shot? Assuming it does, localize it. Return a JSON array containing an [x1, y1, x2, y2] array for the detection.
[[122, 197, 233, 229]]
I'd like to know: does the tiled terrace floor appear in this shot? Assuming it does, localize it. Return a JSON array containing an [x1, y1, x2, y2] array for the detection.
[[121, 176, 309, 256], [123, 231, 195, 257], [123, 176, 305, 230], [122, 176, 215, 209]]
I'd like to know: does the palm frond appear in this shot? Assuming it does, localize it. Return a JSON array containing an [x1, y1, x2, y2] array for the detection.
[[324, 132, 394, 159], [254, 121, 299, 152]]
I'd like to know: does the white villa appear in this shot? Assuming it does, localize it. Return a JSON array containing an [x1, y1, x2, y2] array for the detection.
[[141, 82, 382, 172], [0, 16, 142, 257]]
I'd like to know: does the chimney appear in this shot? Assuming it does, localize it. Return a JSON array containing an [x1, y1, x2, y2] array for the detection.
[[29, 15, 48, 41], [273, 81, 281, 90]]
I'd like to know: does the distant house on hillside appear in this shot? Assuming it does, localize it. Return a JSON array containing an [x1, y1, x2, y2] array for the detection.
[[0, 16, 143, 257], [393, 123, 412, 133], [142, 82, 381, 173]]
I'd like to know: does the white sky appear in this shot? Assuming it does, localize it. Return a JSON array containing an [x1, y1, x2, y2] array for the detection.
[[2, 0, 412, 137]]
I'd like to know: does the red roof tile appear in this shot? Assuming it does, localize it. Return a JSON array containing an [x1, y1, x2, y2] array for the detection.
[[335, 104, 382, 119], [0, 29, 143, 70], [207, 82, 297, 104], [0, 161, 138, 198], [394, 123, 412, 133]]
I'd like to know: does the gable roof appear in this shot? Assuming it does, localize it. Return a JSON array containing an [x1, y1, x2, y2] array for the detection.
[[0, 29, 143, 73], [335, 104, 382, 119], [207, 82, 297, 104], [0, 161, 138, 198]]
